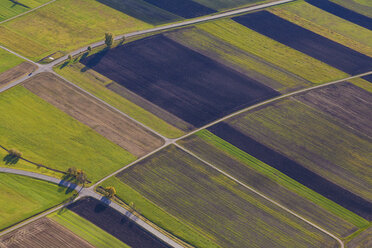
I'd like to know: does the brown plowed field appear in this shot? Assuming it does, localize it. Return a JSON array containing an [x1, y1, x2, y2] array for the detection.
[[295, 82, 372, 138], [0, 62, 37, 87], [24, 72, 163, 157], [0, 218, 93, 248]]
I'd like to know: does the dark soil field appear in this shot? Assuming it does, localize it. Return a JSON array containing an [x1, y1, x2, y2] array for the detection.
[[116, 145, 337, 248], [295, 82, 372, 138], [96, 0, 181, 25], [81, 35, 279, 128], [233, 11, 372, 75], [24, 72, 163, 157], [0, 62, 37, 87], [142, 0, 215, 18], [306, 0, 372, 30], [179, 132, 359, 237], [0, 218, 94, 248], [362, 74, 372, 83], [208, 122, 372, 220], [67, 197, 170, 248]]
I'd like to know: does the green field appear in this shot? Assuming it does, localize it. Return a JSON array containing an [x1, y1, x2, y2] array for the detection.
[[226, 98, 372, 202], [50, 209, 129, 248], [0, 48, 23, 74], [198, 19, 348, 84], [0, 173, 73, 230], [166, 27, 311, 93], [0, 86, 136, 182], [271, 1, 372, 57], [54, 63, 184, 138], [0, 0, 151, 61], [178, 130, 368, 237], [113, 145, 337, 248], [0, 0, 50, 21], [331, 0, 372, 18]]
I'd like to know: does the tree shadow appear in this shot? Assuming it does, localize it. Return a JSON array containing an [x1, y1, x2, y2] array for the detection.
[[59, 61, 70, 69], [10, 0, 30, 9], [3, 154, 19, 165], [80, 48, 109, 72]]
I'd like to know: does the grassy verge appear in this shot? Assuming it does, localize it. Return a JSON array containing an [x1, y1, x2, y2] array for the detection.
[[193, 130, 369, 229], [271, 1, 372, 57], [101, 176, 220, 248], [50, 209, 129, 248], [0, 86, 136, 183], [0, 48, 24, 74], [54, 63, 184, 138], [198, 18, 348, 84], [0, 173, 73, 230], [0, 0, 151, 60]]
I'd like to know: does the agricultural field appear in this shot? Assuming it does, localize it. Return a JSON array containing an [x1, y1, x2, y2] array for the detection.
[[233, 11, 372, 75], [80, 34, 279, 128], [209, 95, 372, 219], [0, 0, 152, 61], [346, 225, 372, 248], [0, 62, 37, 87], [50, 209, 129, 248], [306, 0, 372, 29], [24, 72, 163, 157], [67, 197, 171, 248], [0, 218, 94, 248], [112, 145, 338, 248], [0, 0, 49, 22], [54, 63, 185, 138], [0, 85, 136, 182], [331, 0, 372, 18], [0, 173, 73, 230], [178, 130, 368, 238], [270, 0, 372, 57], [0, 48, 24, 74]]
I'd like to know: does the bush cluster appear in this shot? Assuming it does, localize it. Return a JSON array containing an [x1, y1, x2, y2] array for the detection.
[[8, 148, 22, 158]]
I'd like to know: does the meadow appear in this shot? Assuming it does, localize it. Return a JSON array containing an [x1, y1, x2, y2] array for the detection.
[[0, 85, 136, 182], [50, 209, 129, 248], [0, 0, 151, 61], [198, 19, 348, 84], [54, 63, 185, 138], [0, 0, 49, 21], [270, 0, 372, 57], [0, 48, 23, 74], [233, 11, 372, 75], [68, 197, 170, 248], [0, 173, 72, 230], [80, 34, 279, 128], [222, 98, 372, 212], [115, 145, 338, 248], [178, 130, 368, 237]]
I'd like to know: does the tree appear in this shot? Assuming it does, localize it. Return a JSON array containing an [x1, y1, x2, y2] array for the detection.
[[105, 33, 114, 48], [87, 46, 92, 52], [105, 186, 116, 198], [76, 169, 87, 185], [8, 148, 22, 158], [68, 54, 72, 61], [67, 167, 77, 177], [129, 201, 136, 212]]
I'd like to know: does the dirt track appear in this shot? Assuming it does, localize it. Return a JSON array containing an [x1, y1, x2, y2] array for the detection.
[[24, 72, 164, 157], [0, 218, 93, 248], [0, 62, 37, 87]]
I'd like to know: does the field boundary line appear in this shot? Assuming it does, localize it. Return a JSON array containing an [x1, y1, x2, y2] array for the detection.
[[50, 71, 170, 143], [0, 45, 36, 64], [0, 0, 57, 25], [174, 143, 344, 248]]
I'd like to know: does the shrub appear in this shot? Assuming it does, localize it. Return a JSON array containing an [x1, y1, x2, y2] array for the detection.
[[8, 148, 22, 158]]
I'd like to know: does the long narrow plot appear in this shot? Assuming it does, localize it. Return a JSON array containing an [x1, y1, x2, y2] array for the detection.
[[80, 35, 279, 129], [115, 145, 338, 248], [233, 11, 372, 75], [67, 197, 171, 248], [305, 0, 372, 30]]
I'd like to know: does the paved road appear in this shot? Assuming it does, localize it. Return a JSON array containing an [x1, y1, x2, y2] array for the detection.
[[0, 167, 183, 248]]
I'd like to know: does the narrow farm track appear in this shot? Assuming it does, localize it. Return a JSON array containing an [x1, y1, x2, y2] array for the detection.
[[0, 167, 183, 248], [173, 144, 345, 248]]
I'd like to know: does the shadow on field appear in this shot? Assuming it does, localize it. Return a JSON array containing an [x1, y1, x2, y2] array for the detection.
[[3, 154, 19, 165], [81, 49, 109, 72], [10, 0, 30, 9]]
